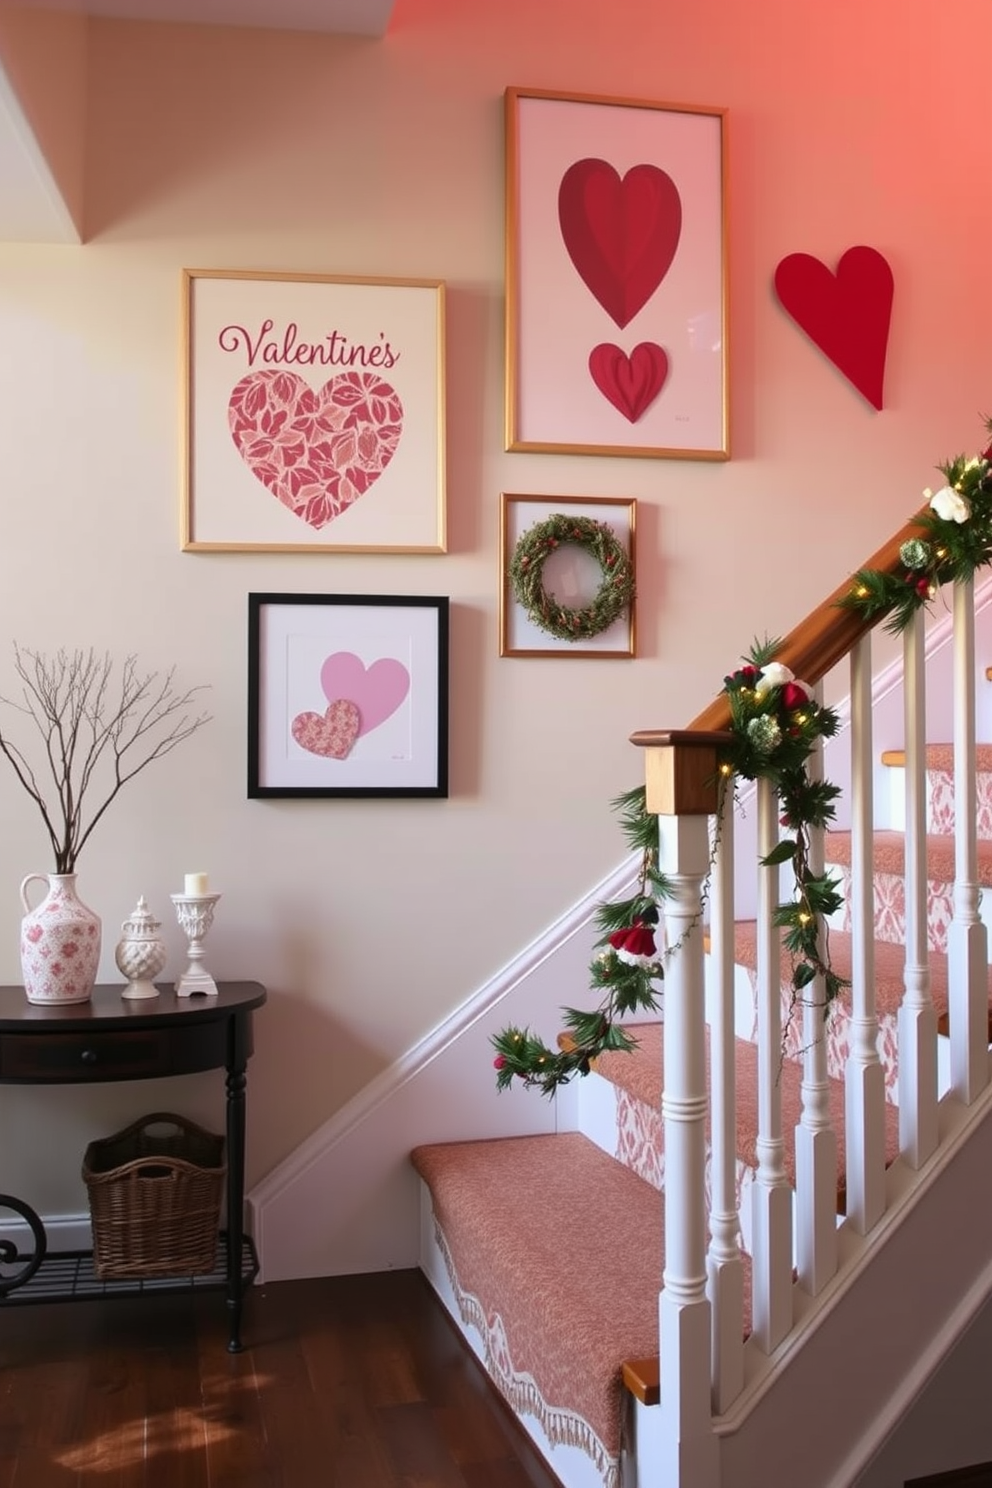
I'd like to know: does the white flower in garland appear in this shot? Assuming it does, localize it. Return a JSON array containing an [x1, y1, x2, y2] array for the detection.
[[753, 662, 814, 704], [753, 661, 794, 699], [927, 484, 971, 523]]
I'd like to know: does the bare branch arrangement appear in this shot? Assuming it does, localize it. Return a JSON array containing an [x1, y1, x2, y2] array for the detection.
[[0, 646, 211, 874]]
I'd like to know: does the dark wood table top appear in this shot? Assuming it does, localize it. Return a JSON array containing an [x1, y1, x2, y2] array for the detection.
[[0, 982, 267, 1032]]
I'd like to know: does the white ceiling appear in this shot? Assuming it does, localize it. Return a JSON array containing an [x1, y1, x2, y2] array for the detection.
[[7, 0, 395, 37], [0, 0, 397, 242]]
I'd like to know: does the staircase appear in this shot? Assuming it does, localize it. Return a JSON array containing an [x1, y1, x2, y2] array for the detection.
[[411, 526, 992, 1488]]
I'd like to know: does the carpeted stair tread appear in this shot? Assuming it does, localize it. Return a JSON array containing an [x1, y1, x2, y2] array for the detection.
[[592, 1021, 901, 1200], [729, 921, 992, 1024], [880, 743, 992, 771], [411, 1131, 751, 1462], [824, 830, 992, 885]]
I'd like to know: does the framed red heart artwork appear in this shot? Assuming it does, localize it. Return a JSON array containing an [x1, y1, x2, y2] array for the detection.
[[182, 270, 446, 553], [505, 87, 729, 461], [247, 592, 449, 798]]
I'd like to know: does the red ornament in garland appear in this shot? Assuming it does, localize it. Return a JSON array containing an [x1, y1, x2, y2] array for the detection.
[[608, 919, 658, 965]]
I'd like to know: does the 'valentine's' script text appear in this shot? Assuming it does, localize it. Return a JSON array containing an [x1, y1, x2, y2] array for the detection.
[[218, 319, 400, 371]]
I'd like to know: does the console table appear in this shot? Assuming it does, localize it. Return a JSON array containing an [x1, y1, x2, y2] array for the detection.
[[0, 980, 267, 1352]]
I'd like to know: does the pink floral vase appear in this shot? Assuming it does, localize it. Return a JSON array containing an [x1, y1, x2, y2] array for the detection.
[[20, 873, 102, 1005]]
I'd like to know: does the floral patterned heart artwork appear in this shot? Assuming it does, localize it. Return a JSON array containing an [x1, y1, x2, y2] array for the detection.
[[773, 245, 894, 410], [291, 699, 361, 760], [228, 369, 403, 530]]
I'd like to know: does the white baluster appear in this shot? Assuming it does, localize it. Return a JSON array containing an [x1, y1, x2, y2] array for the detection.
[[844, 633, 887, 1233], [948, 575, 989, 1104], [706, 780, 745, 1410], [899, 607, 939, 1165], [795, 687, 838, 1294], [658, 811, 719, 1488], [751, 776, 793, 1351]]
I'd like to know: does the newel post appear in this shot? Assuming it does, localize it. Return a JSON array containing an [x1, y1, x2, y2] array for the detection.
[[632, 729, 730, 1488]]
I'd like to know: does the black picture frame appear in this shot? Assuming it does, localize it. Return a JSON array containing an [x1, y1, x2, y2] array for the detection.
[[247, 593, 449, 799]]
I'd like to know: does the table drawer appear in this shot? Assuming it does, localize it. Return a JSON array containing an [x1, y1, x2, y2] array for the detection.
[[0, 1030, 172, 1082]]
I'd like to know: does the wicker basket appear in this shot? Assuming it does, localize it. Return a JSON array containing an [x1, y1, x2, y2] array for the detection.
[[83, 1112, 225, 1279]]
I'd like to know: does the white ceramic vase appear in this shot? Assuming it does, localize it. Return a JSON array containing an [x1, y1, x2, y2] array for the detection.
[[20, 872, 102, 1005]]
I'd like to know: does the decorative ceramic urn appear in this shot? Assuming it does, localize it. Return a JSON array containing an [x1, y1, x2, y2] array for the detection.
[[114, 895, 167, 1000]]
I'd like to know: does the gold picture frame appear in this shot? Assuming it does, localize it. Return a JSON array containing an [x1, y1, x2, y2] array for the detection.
[[505, 87, 729, 460], [500, 493, 637, 658], [182, 269, 446, 553]]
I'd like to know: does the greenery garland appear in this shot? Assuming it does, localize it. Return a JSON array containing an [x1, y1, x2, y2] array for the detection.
[[492, 414, 992, 1096], [840, 419, 992, 633], [721, 638, 847, 1011], [509, 513, 635, 642], [492, 786, 667, 1095], [491, 641, 847, 1096]]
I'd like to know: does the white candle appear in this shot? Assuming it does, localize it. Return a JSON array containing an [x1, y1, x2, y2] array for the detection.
[[184, 872, 209, 897]]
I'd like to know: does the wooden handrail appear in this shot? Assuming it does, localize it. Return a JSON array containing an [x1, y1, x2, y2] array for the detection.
[[633, 508, 926, 745]]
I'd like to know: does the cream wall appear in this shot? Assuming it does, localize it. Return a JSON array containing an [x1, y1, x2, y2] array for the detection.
[[0, 0, 988, 1215]]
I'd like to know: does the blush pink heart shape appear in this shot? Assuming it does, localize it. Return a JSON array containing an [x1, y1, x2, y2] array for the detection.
[[228, 369, 404, 530], [588, 342, 669, 422], [558, 158, 682, 329], [292, 698, 361, 759], [319, 652, 410, 737], [773, 245, 894, 410]]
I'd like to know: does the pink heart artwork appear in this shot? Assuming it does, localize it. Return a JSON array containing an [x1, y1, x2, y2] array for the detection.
[[228, 369, 403, 530], [558, 158, 682, 329], [319, 652, 410, 737], [773, 245, 894, 410], [292, 698, 361, 760], [588, 342, 669, 422]]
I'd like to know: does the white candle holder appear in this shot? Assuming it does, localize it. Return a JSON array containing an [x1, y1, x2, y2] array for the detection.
[[170, 892, 221, 997]]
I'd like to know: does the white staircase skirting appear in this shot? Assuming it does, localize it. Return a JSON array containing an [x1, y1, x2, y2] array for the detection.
[[247, 859, 641, 1281]]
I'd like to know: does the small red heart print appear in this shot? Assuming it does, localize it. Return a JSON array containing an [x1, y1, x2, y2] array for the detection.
[[588, 342, 669, 422]]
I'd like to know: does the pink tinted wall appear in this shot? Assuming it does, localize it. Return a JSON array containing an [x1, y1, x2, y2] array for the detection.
[[0, 0, 987, 1205], [0, 3, 86, 234]]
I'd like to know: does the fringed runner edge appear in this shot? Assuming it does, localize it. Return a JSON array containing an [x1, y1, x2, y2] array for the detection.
[[431, 1212, 620, 1488]]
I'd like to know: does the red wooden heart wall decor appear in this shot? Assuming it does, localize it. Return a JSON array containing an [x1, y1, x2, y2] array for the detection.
[[774, 245, 894, 410]]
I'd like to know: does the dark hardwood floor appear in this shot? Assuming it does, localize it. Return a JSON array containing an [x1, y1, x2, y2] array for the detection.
[[0, 1268, 563, 1487]]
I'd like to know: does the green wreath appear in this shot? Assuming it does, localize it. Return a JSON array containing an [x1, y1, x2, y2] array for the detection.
[[509, 513, 635, 642]]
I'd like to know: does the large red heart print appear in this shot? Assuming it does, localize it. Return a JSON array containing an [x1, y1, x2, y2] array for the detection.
[[228, 369, 403, 529], [558, 158, 682, 329], [774, 245, 894, 410], [588, 342, 669, 423]]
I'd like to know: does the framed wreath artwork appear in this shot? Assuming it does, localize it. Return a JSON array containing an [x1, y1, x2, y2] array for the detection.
[[182, 270, 446, 553], [500, 494, 636, 658], [505, 87, 728, 460]]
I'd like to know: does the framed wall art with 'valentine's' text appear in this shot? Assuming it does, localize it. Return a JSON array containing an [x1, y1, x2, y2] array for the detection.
[[505, 88, 728, 461], [182, 270, 446, 553]]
